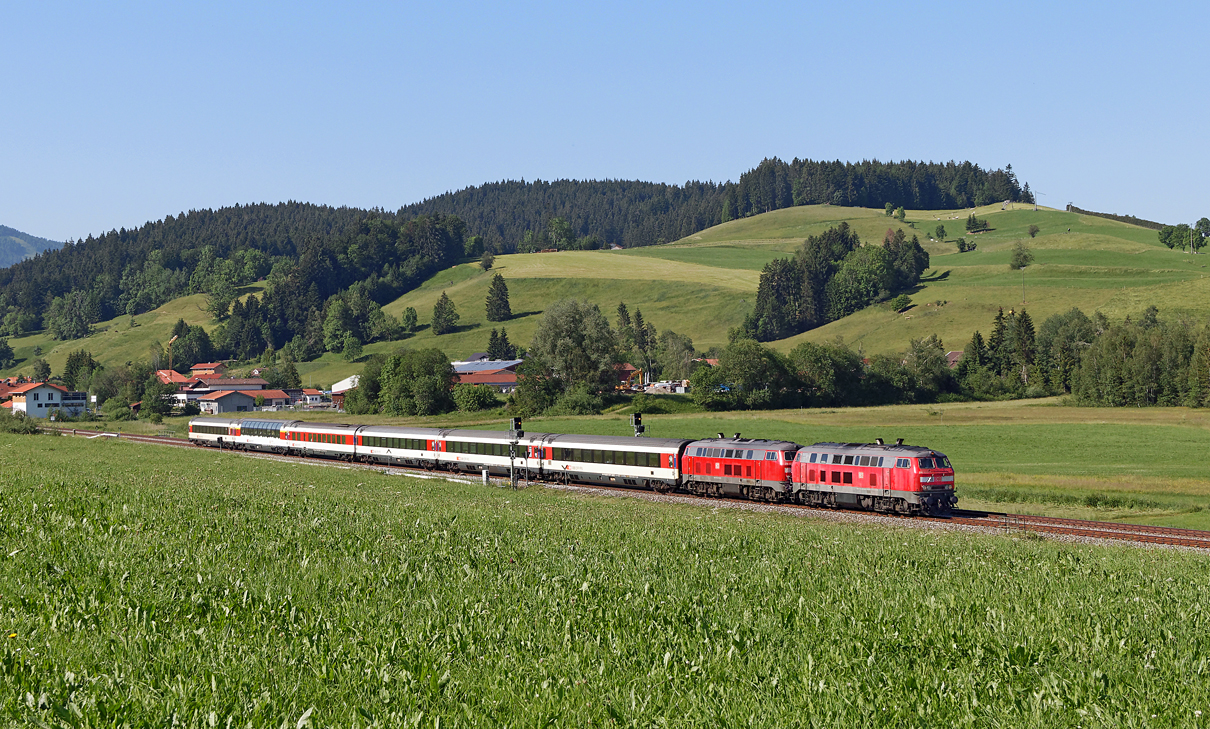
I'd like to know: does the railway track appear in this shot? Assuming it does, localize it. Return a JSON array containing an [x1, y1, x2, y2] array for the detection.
[[47, 427, 1210, 551]]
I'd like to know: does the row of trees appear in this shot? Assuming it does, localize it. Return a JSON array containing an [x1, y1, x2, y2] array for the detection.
[[741, 224, 930, 341], [1158, 219, 1210, 252], [951, 305, 1210, 407]]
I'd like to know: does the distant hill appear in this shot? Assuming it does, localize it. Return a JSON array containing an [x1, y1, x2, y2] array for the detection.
[[0, 225, 62, 268]]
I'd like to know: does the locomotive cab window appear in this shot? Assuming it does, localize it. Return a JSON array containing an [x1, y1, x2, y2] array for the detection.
[[918, 458, 935, 469]]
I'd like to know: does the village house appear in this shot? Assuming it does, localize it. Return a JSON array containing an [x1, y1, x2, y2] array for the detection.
[[6, 382, 88, 418]]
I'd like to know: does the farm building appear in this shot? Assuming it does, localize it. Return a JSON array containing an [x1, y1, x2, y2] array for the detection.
[[198, 390, 255, 414]]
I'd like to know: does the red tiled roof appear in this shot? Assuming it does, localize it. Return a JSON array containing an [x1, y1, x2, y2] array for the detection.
[[1, 401, 11, 408], [156, 369, 192, 384], [8, 382, 68, 395], [458, 370, 518, 385], [199, 390, 255, 401], [302, 388, 322, 395], [258, 389, 290, 401], [197, 377, 269, 386], [191, 362, 226, 369]]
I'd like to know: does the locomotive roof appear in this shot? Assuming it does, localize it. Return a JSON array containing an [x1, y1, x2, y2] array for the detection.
[[807, 441, 946, 456], [686, 437, 799, 450]]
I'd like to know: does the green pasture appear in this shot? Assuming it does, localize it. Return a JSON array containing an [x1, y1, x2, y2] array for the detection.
[[2, 434, 1208, 726], [112, 397, 1210, 529], [0, 284, 268, 380]]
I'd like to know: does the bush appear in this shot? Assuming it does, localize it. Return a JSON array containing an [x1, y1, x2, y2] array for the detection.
[[544, 385, 604, 416], [452, 384, 502, 412], [0, 409, 40, 434], [889, 294, 912, 312], [102, 398, 134, 421]]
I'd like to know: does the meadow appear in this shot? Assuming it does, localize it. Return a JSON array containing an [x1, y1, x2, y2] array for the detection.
[[2, 434, 1208, 726], [70, 396, 1210, 530]]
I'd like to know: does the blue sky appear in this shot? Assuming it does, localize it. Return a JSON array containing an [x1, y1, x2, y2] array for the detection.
[[3, 1, 1207, 241]]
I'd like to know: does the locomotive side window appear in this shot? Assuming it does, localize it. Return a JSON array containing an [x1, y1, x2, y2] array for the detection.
[[843, 455, 854, 465], [859, 456, 869, 466], [831, 471, 841, 483], [766, 451, 776, 460], [896, 458, 910, 468], [843, 472, 853, 484], [809, 453, 817, 463]]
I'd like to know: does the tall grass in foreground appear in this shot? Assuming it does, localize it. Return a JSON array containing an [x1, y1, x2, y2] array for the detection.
[[1, 435, 1208, 727]]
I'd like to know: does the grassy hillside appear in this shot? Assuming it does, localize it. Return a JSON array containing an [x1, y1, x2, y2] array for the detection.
[[0, 284, 267, 380], [0, 203, 1183, 387], [3, 434, 1207, 725], [764, 205, 1194, 354], [0, 224, 61, 268]]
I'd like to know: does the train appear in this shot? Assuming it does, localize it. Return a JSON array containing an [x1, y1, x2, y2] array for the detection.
[[187, 416, 958, 516]]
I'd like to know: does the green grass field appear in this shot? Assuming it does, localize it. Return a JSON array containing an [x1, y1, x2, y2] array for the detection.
[[72, 397, 1210, 530], [2, 434, 1208, 726]]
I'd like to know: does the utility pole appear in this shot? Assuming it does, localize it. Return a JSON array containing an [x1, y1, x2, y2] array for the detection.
[[508, 416, 523, 489]]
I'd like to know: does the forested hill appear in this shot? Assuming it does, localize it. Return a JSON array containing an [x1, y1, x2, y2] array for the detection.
[[400, 158, 1031, 251], [0, 225, 62, 269]]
